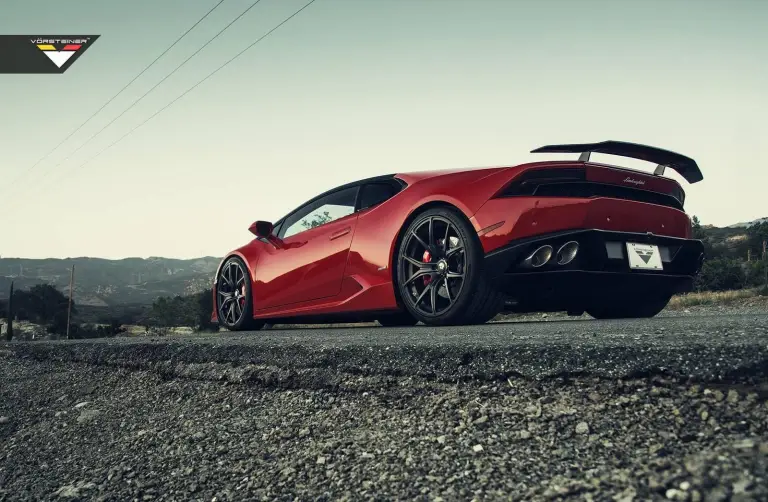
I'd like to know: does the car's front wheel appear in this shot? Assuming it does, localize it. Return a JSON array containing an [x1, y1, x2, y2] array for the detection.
[[395, 206, 504, 326], [216, 256, 264, 331]]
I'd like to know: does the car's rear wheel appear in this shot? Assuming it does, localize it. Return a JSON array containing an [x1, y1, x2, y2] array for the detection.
[[216, 256, 264, 331], [586, 293, 671, 320], [395, 206, 504, 326]]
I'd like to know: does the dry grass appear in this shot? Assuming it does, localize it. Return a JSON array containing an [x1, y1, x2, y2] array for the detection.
[[667, 288, 761, 309]]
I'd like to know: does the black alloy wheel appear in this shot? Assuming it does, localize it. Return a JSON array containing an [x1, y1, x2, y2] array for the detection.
[[216, 257, 263, 331], [396, 207, 504, 326]]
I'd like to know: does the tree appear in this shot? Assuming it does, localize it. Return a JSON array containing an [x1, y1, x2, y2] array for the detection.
[[747, 222, 768, 260], [301, 211, 333, 230], [5, 284, 74, 336], [746, 260, 768, 287], [691, 216, 704, 239], [694, 258, 746, 292], [143, 289, 219, 333], [146, 293, 199, 331], [196, 288, 218, 331], [28, 284, 74, 335]]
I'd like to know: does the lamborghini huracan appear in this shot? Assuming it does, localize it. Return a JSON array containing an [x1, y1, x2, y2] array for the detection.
[[212, 140, 705, 330]]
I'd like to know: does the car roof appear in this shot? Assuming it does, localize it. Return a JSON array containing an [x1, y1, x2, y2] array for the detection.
[[272, 164, 530, 227]]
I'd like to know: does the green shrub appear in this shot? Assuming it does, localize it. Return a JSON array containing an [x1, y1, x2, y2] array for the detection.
[[746, 260, 768, 287], [694, 258, 746, 292]]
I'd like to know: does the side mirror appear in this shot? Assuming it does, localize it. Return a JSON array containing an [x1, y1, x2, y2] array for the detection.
[[249, 220, 274, 238]]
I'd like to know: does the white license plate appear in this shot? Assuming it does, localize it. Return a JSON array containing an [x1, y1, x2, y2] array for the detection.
[[626, 242, 663, 270]]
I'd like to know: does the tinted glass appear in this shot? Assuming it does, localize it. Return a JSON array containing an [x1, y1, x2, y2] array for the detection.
[[281, 186, 358, 239], [359, 183, 397, 211]]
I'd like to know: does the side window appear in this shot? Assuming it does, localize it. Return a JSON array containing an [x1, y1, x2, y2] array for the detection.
[[280, 186, 359, 239], [358, 182, 398, 211]]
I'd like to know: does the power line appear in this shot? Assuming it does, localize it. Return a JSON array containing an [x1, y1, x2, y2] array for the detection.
[[25, 0, 319, 198], [8, 0, 265, 202], [1, 0, 226, 195]]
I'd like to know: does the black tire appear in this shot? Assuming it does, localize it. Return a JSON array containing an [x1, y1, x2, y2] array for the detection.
[[215, 256, 264, 331], [395, 206, 505, 326], [586, 294, 671, 320], [377, 311, 418, 327]]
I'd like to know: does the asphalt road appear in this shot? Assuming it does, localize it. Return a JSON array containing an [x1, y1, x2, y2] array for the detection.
[[9, 313, 768, 385], [1, 314, 768, 501]]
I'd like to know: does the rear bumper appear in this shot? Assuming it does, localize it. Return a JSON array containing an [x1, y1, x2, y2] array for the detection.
[[484, 229, 705, 310]]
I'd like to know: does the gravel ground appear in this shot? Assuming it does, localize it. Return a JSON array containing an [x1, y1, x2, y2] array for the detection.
[[496, 296, 768, 323], [2, 313, 768, 501]]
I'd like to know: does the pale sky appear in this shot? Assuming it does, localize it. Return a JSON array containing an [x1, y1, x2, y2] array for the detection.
[[1, 0, 766, 259]]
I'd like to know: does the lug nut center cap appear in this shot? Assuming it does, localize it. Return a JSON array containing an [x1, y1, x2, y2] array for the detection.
[[437, 260, 447, 272]]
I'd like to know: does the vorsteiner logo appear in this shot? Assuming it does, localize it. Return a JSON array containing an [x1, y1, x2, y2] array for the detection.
[[623, 177, 646, 186], [0, 35, 99, 74]]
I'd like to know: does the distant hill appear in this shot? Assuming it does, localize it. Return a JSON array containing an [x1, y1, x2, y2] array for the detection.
[[0, 256, 220, 306], [727, 217, 768, 229]]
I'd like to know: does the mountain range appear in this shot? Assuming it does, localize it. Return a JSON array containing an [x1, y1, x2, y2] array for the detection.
[[0, 256, 220, 306]]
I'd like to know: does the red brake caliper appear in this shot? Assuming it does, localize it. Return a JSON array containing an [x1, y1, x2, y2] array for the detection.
[[422, 249, 433, 286]]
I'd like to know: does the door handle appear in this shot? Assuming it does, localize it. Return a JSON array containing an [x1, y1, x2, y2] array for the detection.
[[329, 227, 351, 240]]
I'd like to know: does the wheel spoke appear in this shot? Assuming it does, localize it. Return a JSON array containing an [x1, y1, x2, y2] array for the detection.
[[447, 271, 464, 279], [221, 268, 232, 288], [403, 256, 425, 268], [443, 277, 452, 304], [411, 231, 430, 252], [233, 298, 243, 318], [443, 222, 451, 250], [429, 281, 437, 313], [405, 269, 432, 286], [414, 282, 433, 306], [446, 245, 464, 258], [227, 303, 235, 323], [428, 217, 435, 248], [231, 264, 239, 286]]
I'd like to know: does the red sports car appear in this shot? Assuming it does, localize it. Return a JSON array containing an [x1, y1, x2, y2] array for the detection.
[[212, 140, 705, 330]]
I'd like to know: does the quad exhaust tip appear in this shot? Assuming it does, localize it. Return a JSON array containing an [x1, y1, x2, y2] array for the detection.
[[556, 241, 579, 265], [524, 245, 554, 268]]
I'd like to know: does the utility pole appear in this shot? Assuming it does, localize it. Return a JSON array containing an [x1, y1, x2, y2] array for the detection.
[[763, 240, 767, 287], [66, 264, 75, 340], [747, 248, 751, 262]]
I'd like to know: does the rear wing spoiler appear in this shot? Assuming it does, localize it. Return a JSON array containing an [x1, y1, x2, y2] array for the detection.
[[530, 140, 703, 184]]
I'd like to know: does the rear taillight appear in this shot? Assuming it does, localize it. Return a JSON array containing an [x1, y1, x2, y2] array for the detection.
[[496, 167, 586, 197]]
